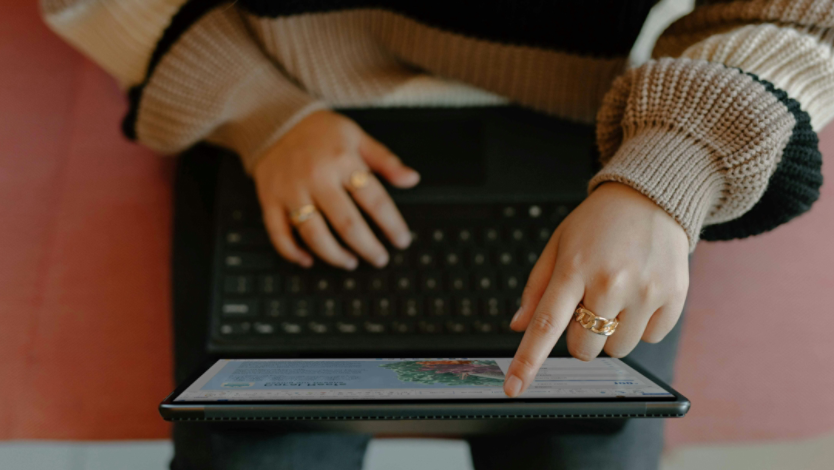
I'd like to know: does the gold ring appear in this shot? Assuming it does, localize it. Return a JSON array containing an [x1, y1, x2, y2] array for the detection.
[[288, 204, 318, 226], [574, 303, 619, 336], [347, 170, 371, 191]]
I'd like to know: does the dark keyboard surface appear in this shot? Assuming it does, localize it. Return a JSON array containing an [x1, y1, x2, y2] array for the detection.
[[209, 201, 576, 353]]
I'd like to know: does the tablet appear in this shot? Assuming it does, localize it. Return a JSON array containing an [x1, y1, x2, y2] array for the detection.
[[160, 357, 689, 434]]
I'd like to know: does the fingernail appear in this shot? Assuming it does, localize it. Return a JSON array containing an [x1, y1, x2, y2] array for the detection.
[[299, 258, 313, 268], [504, 375, 523, 397], [511, 307, 523, 324], [374, 252, 389, 268], [345, 258, 358, 270]]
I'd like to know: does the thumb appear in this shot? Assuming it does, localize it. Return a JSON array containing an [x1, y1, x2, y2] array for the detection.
[[358, 134, 420, 188]]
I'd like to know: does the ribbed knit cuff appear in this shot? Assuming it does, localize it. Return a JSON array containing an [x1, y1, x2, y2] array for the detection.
[[130, 6, 327, 173], [589, 128, 725, 250], [204, 66, 328, 172], [592, 58, 799, 251]]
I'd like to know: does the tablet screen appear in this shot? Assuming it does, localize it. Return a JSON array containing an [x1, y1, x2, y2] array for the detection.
[[174, 358, 673, 402]]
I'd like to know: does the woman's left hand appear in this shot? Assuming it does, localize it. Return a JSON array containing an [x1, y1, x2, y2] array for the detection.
[[503, 182, 690, 397]]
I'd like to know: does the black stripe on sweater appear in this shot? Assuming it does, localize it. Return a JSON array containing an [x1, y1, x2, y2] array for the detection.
[[701, 74, 823, 242], [122, 0, 227, 140], [237, 0, 658, 57]]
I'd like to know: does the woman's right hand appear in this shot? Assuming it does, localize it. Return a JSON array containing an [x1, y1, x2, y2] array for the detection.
[[253, 110, 420, 270]]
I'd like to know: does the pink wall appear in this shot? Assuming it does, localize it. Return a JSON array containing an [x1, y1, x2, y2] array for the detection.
[[1, 1, 832, 444]]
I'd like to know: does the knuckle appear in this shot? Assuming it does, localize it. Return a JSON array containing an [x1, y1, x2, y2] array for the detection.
[[530, 313, 560, 336], [562, 253, 584, 272], [512, 355, 538, 374], [596, 269, 630, 293], [365, 192, 389, 215], [639, 279, 662, 303], [332, 214, 360, 239]]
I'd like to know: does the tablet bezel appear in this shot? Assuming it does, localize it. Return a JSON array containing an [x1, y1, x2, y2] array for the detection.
[[159, 356, 690, 422]]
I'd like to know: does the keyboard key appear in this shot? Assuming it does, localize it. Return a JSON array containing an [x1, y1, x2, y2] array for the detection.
[[364, 321, 387, 334], [483, 228, 500, 245], [501, 206, 517, 218], [400, 297, 422, 318], [308, 321, 331, 334], [341, 276, 360, 293], [226, 208, 256, 225], [535, 227, 552, 242], [260, 275, 280, 294], [224, 275, 254, 294], [391, 321, 414, 334], [469, 248, 489, 267], [508, 228, 526, 243], [456, 228, 473, 244], [312, 276, 333, 294], [420, 271, 442, 293], [474, 273, 496, 291], [285, 275, 305, 294], [416, 250, 435, 268], [264, 299, 286, 318], [447, 271, 469, 292], [253, 322, 276, 334], [521, 248, 540, 266], [430, 229, 446, 244], [442, 250, 462, 268], [483, 297, 504, 317], [219, 322, 251, 335], [319, 298, 341, 318], [390, 251, 409, 268], [418, 320, 443, 334], [495, 250, 515, 266], [427, 296, 450, 317], [527, 204, 543, 219], [473, 321, 498, 333], [455, 297, 477, 317], [394, 273, 415, 292], [292, 299, 314, 318], [225, 228, 269, 247], [372, 297, 395, 318], [346, 298, 368, 318], [281, 321, 303, 334], [336, 321, 359, 334], [224, 252, 273, 270], [366, 274, 387, 293], [221, 300, 258, 318], [446, 320, 469, 334], [502, 272, 523, 291]]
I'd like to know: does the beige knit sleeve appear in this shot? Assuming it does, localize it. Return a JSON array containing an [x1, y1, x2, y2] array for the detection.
[[590, 0, 828, 251], [41, 1, 326, 172]]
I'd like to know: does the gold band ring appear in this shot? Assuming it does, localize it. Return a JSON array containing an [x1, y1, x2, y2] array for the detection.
[[574, 303, 619, 336], [288, 204, 318, 226], [347, 169, 372, 191]]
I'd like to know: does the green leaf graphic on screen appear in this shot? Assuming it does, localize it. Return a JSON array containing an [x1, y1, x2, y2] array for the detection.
[[380, 360, 505, 386]]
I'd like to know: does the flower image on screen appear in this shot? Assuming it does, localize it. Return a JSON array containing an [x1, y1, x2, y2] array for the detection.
[[379, 360, 505, 387]]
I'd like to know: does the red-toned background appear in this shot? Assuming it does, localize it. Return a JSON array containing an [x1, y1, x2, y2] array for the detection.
[[2, 1, 833, 445]]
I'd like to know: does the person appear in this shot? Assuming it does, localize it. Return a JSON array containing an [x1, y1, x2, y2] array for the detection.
[[41, 0, 827, 469]]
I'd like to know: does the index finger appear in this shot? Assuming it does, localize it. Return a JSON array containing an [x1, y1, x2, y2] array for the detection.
[[503, 269, 584, 397]]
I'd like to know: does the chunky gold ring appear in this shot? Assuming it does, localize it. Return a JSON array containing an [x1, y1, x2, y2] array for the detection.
[[574, 303, 619, 336], [288, 204, 318, 226], [347, 169, 372, 191]]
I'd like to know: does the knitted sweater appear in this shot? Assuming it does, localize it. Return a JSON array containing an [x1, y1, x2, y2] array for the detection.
[[41, 0, 828, 251]]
